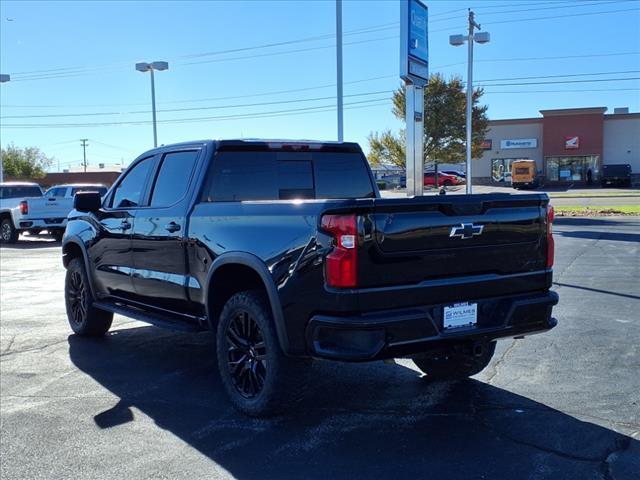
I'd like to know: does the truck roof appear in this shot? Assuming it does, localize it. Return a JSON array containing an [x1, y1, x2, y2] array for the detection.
[[150, 139, 362, 153], [0, 182, 41, 187], [49, 183, 106, 188]]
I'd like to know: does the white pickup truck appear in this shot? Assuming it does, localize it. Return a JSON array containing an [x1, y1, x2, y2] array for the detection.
[[18, 183, 107, 241], [1, 182, 44, 243]]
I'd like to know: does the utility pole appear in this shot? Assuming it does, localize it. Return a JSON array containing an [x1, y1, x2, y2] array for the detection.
[[80, 139, 88, 173], [336, 0, 344, 142]]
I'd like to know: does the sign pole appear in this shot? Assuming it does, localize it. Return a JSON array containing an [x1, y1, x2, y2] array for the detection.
[[400, 0, 428, 197], [405, 84, 424, 197]]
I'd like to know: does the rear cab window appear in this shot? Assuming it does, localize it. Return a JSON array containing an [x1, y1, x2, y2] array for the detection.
[[204, 150, 375, 201], [0, 186, 43, 199]]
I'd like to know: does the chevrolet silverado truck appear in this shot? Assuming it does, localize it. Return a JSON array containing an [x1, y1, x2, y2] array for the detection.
[[19, 183, 108, 241], [0, 182, 44, 243], [62, 140, 558, 416]]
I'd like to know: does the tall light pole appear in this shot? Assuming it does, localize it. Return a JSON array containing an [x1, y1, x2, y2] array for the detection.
[[0, 74, 10, 183], [336, 0, 344, 142], [135, 61, 169, 148], [450, 10, 490, 194]]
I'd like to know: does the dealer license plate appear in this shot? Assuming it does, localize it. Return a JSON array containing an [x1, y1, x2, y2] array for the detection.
[[443, 302, 478, 329]]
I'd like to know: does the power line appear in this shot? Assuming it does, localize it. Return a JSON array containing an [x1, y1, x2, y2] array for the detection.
[[430, 0, 629, 24], [477, 76, 640, 87], [4, 51, 638, 108], [3, 70, 639, 120], [0, 97, 393, 128], [1, 75, 396, 109], [475, 69, 640, 83], [484, 87, 640, 93], [6, 1, 637, 82], [0, 90, 393, 119], [483, 6, 640, 26]]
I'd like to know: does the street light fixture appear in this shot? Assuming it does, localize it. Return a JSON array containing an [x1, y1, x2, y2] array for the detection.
[[136, 61, 169, 148], [450, 10, 490, 194]]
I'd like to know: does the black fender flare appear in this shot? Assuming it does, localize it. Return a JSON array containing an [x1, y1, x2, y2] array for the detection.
[[204, 252, 291, 354], [62, 236, 98, 299]]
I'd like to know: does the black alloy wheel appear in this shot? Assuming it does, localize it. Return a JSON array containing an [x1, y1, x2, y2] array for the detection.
[[67, 270, 87, 326], [225, 310, 268, 399], [64, 258, 113, 336]]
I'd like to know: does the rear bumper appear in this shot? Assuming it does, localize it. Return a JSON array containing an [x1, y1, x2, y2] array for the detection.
[[18, 218, 66, 230], [306, 290, 558, 361]]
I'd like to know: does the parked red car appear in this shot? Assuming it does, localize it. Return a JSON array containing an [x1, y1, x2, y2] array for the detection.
[[424, 171, 460, 187]]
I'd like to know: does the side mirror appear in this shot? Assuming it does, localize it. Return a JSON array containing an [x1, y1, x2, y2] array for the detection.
[[74, 191, 102, 213]]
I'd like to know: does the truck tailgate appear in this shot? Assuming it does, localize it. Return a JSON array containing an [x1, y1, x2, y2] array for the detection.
[[25, 197, 72, 220], [358, 193, 549, 289]]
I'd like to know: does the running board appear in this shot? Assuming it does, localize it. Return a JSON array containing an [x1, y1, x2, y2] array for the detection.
[[93, 301, 203, 332]]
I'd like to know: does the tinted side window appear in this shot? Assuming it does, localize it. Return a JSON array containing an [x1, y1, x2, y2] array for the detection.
[[112, 157, 154, 208], [150, 151, 199, 207], [47, 187, 67, 197]]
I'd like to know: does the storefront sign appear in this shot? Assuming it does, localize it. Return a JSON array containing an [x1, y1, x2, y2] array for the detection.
[[565, 136, 580, 149], [481, 139, 492, 150], [500, 138, 538, 149], [559, 169, 571, 179]]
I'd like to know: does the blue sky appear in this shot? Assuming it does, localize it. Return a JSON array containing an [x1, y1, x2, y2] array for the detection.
[[1, 0, 639, 171]]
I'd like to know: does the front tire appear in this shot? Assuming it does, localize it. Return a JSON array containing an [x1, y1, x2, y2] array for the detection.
[[65, 258, 113, 336], [1, 219, 19, 244], [216, 290, 309, 417], [413, 341, 497, 379]]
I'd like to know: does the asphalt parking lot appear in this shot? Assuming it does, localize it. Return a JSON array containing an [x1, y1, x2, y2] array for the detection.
[[1, 218, 639, 480]]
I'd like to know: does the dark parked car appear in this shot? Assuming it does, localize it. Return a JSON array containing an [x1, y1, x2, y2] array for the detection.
[[62, 139, 558, 416], [601, 164, 632, 187]]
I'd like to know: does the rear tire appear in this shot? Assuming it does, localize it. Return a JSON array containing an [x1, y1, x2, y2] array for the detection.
[[413, 341, 497, 379], [1, 218, 19, 244], [443, 180, 453, 187], [216, 290, 309, 417], [65, 258, 113, 336]]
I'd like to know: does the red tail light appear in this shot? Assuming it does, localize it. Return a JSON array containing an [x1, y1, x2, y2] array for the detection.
[[19, 201, 28, 215], [546, 205, 554, 268], [321, 214, 358, 288]]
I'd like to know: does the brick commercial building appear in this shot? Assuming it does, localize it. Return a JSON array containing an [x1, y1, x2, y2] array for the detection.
[[472, 107, 639, 186]]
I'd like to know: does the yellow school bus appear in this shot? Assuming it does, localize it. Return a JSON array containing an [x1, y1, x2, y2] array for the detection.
[[511, 160, 539, 189]]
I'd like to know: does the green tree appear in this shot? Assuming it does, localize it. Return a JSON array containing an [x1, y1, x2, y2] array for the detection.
[[367, 74, 489, 168], [1, 144, 53, 178]]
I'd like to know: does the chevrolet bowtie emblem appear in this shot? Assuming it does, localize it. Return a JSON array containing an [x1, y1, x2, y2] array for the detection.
[[449, 223, 484, 240]]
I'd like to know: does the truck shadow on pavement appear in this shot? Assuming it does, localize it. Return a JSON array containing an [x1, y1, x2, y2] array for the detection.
[[68, 327, 638, 479]]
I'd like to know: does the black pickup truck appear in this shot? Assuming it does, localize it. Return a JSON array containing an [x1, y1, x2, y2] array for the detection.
[[62, 139, 558, 416]]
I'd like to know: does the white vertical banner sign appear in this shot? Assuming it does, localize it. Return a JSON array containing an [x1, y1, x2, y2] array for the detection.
[[400, 0, 429, 197]]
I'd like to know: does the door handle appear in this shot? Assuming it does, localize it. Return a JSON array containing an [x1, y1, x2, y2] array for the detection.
[[120, 220, 132, 230], [165, 222, 181, 233]]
